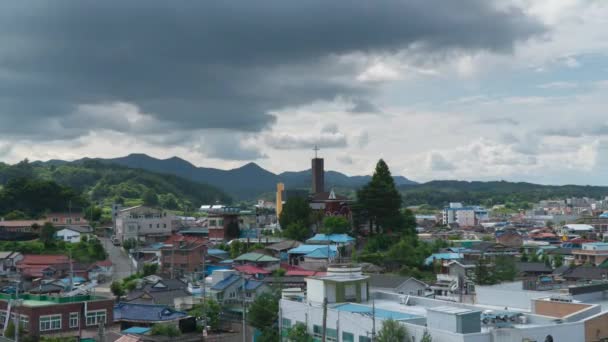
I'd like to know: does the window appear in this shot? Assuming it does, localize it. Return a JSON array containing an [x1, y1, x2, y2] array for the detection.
[[149, 224, 152, 228], [69, 312, 79, 328], [40, 315, 61, 331], [52, 217, 59, 222], [67, 218, 72, 224], [209, 220, 216, 227], [282, 318, 291, 328], [343, 332, 354, 342], [20, 315, 29, 331], [163, 223, 167, 228], [313, 325, 322, 339], [218, 219, 224, 226], [359, 336, 372, 342], [76, 217, 81, 222], [326, 328, 338, 341], [345, 284, 357, 301], [0, 310, 6, 327], [86, 310, 106, 326], [157, 224, 160, 228]]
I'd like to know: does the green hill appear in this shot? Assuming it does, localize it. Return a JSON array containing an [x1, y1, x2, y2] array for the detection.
[[0, 160, 231, 217]]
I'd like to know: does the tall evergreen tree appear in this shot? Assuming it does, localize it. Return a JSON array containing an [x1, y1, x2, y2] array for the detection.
[[356, 159, 403, 234]]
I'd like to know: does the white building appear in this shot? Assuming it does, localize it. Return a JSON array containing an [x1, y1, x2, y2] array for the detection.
[[442, 203, 488, 227], [561, 224, 594, 236], [55, 226, 92, 243], [115, 205, 175, 242], [280, 264, 608, 342]]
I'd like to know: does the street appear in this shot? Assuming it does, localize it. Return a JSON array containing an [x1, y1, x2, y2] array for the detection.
[[96, 237, 134, 294]]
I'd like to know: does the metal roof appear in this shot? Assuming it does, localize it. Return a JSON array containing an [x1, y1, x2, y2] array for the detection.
[[114, 303, 188, 322], [307, 234, 355, 244], [288, 244, 338, 254]]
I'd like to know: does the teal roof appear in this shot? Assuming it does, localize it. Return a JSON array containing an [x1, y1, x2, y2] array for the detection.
[[305, 248, 337, 259], [424, 253, 463, 265], [307, 234, 355, 244], [288, 244, 338, 254], [122, 327, 151, 334], [334, 303, 421, 321], [234, 252, 279, 262]]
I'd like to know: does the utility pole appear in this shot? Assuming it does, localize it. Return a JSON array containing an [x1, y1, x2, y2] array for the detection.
[[13, 280, 21, 342], [69, 249, 74, 291], [321, 297, 328, 342], [202, 250, 207, 334], [242, 276, 247, 342], [371, 298, 376, 342]]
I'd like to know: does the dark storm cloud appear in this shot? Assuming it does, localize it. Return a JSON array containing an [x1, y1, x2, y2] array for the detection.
[[0, 1, 545, 140]]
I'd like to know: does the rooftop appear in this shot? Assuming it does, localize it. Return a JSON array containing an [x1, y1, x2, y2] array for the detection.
[[333, 303, 422, 321], [114, 302, 188, 322]]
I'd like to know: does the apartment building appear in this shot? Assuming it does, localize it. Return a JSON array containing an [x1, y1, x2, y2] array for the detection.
[[115, 206, 175, 242], [442, 203, 488, 227]]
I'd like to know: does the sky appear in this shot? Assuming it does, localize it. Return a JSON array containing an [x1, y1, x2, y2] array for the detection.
[[1, 1, 608, 185]]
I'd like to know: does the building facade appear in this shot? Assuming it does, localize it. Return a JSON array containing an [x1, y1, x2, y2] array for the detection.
[[115, 206, 175, 242], [442, 203, 488, 227]]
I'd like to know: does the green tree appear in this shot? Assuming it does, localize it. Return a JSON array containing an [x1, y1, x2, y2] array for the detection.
[[248, 293, 279, 331], [279, 197, 312, 230], [322, 216, 351, 234], [40, 222, 56, 247], [554, 254, 564, 268], [142, 189, 159, 206], [110, 281, 124, 300], [287, 322, 311, 342], [143, 263, 158, 276], [4, 210, 26, 220], [283, 221, 310, 242], [85, 205, 103, 222], [159, 193, 180, 210], [190, 299, 222, 331], [474, 258, 495, 285], [494, 255, 517, 281], [356, 159, 403, 234], [377, 319, 408, 342], [421, 330, 433, 342]]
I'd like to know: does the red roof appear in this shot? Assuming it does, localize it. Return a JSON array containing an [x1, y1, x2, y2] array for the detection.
[[282, 264, 323, 277], [164, 234, 207, 245], [95, 259, 113, 267], [18, 254, 69, 266], [234, 264, 271, 275]]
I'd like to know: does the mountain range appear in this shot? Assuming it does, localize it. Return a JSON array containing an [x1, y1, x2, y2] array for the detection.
[[38, 153, 416, 200]]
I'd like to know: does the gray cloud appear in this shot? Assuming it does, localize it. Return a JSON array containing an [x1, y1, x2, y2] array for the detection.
[[476, 117, 519, 126], [265, 127, 348, 150], [428, 152, 456, 171], [350, 99, 382, 114], [0, 1, 544, 145]]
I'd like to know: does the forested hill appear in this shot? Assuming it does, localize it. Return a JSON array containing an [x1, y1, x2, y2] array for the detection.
[[399, 180, 608, 207], [0, 160, 231, 216]]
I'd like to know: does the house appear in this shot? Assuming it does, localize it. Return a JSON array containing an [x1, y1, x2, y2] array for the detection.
[[495, 231, 523, 247], [206, 248, 230, 262], [209, 270, 271, 305], [561, 224, 594, 236], [233, 252, 279, 270], [56, 226, 92, 243], [123, 279, 193, 310], [115, 206, 175, 243], [515, 262, 553, 278], [561, 265, 608, 282], [368, 275, 428, 296], [0, 293, 113, 337], [265, 240, 301, 261], [88, 260, 114, 282], [0, 251, 23, 274], [0, 220, 45, 233], [159, 234, 207, 277], [306, 234, 355, 245], [113, 302, 189, 330], [287, 244, 338, 266], [234, 264, 271, 277], [424, 252, 463, 266], [573, 242, 608, 266], [46, 212, 89, 227], [16, 254, 70, 279]]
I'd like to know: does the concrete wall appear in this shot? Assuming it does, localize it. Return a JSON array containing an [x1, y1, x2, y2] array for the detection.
[[533, 300, 594, 318], [475, 281, 550, 310], [584, 311, 608, 342]]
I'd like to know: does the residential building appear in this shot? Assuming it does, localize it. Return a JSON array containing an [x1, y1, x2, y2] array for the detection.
[[55, 226, 92, 243], [573, 242, 608, 266], [113, 302, 189, 330], [561, 224, 594, 236], [265, 240, 301, 261], [0, 219, 45, 233], [123, 278, 194, 310], [516, 262, 553, 278], [280, 265, 608, 342], [207, 207, 240, 241], [87, 260, 113, 282], [496, 230, 523, 247], [16, 255, 70, 279], [233, 252, 280, 270], [0, 251, 23, 275], [442, 203, 489, 227], [287, 244, 338, 267], [115, 206, 175, 243], [0, 293, 113, 338], [368, 275, 428, 296], [159, 234, 207, 277], [208, 270, 271, 305], [46, 212, 89, 228]]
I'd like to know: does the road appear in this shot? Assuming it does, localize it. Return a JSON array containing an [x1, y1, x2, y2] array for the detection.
[[96, 237, 134, 294]]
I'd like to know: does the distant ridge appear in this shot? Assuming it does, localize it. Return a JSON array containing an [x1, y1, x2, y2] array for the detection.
[[35, 153, 417, 199]]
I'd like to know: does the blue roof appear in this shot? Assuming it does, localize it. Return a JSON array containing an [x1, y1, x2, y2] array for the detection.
[[244, 279, 264, 291], [208, 249, 229, 256], [121, 327, 151, 334], [288, 244, 338, 254], [60, 277, 86, 285], [424, 253, 463, 265], [600, 213, 608, 218], [305, 248, 337, 259], [219, 259, 234, 264], [211, 274, 241, 291], [307, 234, 355, 243], [334, 303, 420, 321], [114, 303, 188, 322]]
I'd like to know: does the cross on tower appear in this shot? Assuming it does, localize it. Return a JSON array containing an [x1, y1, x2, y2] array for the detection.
[[313, 145, 320, 159]]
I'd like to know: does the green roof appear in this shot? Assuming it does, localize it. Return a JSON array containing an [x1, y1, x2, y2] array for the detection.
[[234, 252, 279, 262], [0, 293, 107, 307]]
